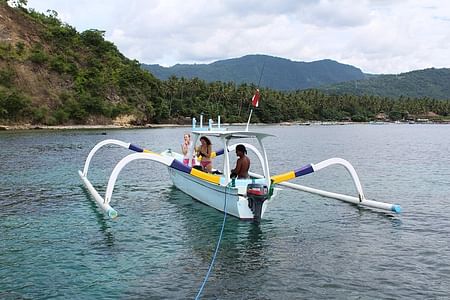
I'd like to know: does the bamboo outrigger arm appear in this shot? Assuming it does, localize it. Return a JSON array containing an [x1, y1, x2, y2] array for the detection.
[[78, 139, 165, 218], [81, 139, 155, 178], [252, 157, 401, 214], [79, 139, 222, 218], [79, 139, 156, 218], [103, 152, 174, 204], [79, 151, 173, 218], [271, 158, 366, 200]]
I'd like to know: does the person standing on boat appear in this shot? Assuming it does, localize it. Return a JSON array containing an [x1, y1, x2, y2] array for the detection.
[[196, 136, 213, 173], [181, 133, 195, 166], [231, 144, 250, 179]]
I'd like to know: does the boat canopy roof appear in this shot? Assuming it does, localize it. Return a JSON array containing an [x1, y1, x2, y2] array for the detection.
[[191, 130, 274, 140]]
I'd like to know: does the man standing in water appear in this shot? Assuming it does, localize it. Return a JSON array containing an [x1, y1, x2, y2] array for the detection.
[[231, 144, 250, 179]]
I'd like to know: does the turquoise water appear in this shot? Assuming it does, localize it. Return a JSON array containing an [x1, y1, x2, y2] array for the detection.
[[1, 124, 450, 299]]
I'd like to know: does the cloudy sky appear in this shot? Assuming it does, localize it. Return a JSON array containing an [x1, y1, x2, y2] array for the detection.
[[26, 0, 450, 74]]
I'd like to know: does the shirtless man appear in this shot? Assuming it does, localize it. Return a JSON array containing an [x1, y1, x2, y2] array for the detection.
[[231, 144, 250, 179]]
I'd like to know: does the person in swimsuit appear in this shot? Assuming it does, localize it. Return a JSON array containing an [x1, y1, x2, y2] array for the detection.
[[181, 133, 195, 166], [231, 144, 250, 179], [196, 136, 213, 173]]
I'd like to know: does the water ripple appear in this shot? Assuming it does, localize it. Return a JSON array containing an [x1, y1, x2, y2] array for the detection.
[[1, 125, 450, 299]]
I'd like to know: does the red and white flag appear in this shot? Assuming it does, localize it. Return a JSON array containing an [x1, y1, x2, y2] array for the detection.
[[251, 89, 260, 107]]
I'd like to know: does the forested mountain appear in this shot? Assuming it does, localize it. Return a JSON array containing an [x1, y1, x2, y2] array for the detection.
[[320, 68, 450, 100], [142, 55, 366, 90], [1, 1, 449, 126], [143, 57, 450, 101]]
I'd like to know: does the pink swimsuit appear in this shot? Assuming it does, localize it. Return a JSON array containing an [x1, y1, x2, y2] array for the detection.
[[200, 160, 211, 168], [183, 158, 196, 166]]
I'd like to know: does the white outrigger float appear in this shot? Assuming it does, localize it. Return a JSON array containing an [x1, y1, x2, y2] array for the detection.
[[79, 114, 401, 221]]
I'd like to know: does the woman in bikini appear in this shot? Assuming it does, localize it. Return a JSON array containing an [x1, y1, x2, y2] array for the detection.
[[181, 133, 195, 166], [196, 136, 213, 173]]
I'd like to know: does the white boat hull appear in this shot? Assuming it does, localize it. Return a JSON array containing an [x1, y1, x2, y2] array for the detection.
[[168, 168, 272, 220]]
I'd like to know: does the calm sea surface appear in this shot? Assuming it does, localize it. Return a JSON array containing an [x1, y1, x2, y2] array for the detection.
[[1, 124, 449, 299]]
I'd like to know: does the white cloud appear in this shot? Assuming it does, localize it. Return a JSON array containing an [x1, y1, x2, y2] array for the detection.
[[299, 0, 371, 28], [26, 0, 450, 74]]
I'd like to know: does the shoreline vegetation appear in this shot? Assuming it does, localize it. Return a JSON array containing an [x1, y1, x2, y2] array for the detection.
[[1, 120, 449, 131]]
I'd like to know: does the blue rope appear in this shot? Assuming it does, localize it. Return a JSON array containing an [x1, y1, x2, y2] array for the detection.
[[195, 186, 228, 300]]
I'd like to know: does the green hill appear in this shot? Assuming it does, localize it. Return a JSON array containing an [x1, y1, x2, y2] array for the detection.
[[142, 55, 366, 90], [0, 1, 162, 125], [320, 68, 450, 100]]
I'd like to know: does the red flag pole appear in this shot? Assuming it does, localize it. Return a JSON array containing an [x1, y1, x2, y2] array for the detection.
[[245, 63, 265, 131], [245, 108, 253, 132]]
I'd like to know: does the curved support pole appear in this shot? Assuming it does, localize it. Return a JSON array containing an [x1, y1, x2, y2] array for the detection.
[[82, 139, 153, 177], [271, 157, 366, 201], [104, 153, 174, 204], [312, 158, 366, 201], [257, 138, 272, 188], [80, 139, 156, 218], [221, 137, 231, 186], [78, 170, 118, 218], [82, 139, 130, 177]]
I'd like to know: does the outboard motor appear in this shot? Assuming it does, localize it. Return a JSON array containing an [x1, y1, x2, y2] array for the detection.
[[246, 183, 269, 221]]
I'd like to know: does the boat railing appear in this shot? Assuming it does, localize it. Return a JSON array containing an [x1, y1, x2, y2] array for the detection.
[[192, 114, 224, 131]]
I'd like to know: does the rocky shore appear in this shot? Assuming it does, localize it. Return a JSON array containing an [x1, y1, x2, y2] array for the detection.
[[1, 120, 448, 131], [0, 124, 191, 131]]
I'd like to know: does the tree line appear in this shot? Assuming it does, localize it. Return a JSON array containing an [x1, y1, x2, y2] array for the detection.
[[156, 78, 450, 123]]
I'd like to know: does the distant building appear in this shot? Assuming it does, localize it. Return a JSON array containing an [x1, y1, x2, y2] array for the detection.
[[375, 112, 388, 121], [416, 111, 440, 122]]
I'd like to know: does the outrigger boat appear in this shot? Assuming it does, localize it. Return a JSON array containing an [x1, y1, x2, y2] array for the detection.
[[79, 114, 401, 220]]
